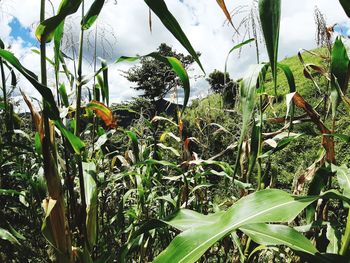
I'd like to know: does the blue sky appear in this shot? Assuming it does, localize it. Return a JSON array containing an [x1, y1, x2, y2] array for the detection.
[[9, 17, 37, 47], [2, 0, 350, 105]]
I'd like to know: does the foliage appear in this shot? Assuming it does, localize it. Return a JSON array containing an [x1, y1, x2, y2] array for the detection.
[[1, 0, 350, 262], [126, 43, 196, 101]]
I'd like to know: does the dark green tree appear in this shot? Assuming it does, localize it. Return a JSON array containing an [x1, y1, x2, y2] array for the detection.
[[206, 69, 238, 107], [126, 43, 196, 100]]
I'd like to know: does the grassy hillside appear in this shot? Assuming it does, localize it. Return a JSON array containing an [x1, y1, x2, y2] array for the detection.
[[185, 48, 350, 189]]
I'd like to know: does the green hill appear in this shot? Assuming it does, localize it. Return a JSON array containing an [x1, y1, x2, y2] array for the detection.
[[184, 48, 350, 188]]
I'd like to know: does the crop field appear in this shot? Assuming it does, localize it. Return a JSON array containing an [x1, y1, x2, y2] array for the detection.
[[1, 0, 350, 262]]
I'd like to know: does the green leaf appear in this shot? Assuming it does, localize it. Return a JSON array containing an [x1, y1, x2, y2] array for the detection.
[[259, 0, 281, 94], [339, 0, 350, 18], [154, 189, 317, 263], [82, 0, 105, 30], [155, 189, 350, 263], [54, 120, 85, 154], [144, 0, 204, 73], [101, 60, 109, 106], [331, 164, 350, 207], [36, 0, 82, 42], [126, 131, 139, 163], [326, 223, 340, 254], [59, 83, 69, 107], [0, 49, 60, 120], [0, 102, 5, 110], [233, 64, 266, 177], [0, 227, 20, 246], [331, 37, 350, 118], [83, 162, 98, 246], [240, 223, 318, 255], [278, 63, 296, 93], [35, 132, 42, 156], [54, 22, 64, 76]]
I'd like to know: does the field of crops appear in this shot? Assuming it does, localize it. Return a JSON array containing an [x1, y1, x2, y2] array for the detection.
[[1, 0, 350, 262]]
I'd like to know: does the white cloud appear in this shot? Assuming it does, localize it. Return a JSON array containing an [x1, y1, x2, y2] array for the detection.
[[1, 0, 350, 106]]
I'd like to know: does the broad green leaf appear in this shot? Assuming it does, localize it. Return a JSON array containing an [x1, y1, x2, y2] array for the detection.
[[82, 0, 105, 30], [259, 0, 281, 94], [59, 83, 69, 107], [331, 37, 350, 118], [339, 0, 350, 18], [154, 189, 317, 263], [155, 189, 350, 263], [164, 209, 224, 232], [326, 223, 340, 254], [54, 22, 64, 79], [233, 64, 266, 177], [126, 131, 139, 163], [54, 120, 85, 154], [83, 162, 98, 246], [36, 0, 82, 42], [101, 60, 109, 106], [331, 164, 350, 207], [0, 102, 5, 110], [144, 0, 204, 73], [278, 63, 296, 93], [240, 223, 318, 255], [0, 227, 20, 245]]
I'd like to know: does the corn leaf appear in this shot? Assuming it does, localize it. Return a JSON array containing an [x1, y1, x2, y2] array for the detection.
[[331, 37, 350, 118], [331, 164, 350, 208], [0, 227, 20, 246], [36, 0, 82, 42], [83, 162, 98, 246], [339, 0, 350, 18], [82, 0, 105, 30], [240, 223, 318, 255], [154, 189, 349, 263], [144, 0, 204, 73], [259, 0, 281, 94]]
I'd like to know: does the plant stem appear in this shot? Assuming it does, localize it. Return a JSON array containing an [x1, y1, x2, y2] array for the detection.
[[0, 58, 8, 133], [74, 0, 88, 248], [40, 0, 72, 261]]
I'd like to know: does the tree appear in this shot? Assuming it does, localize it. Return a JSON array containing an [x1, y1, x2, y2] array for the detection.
[[126, 43, 196, 101], [206, 69, 238, 107]]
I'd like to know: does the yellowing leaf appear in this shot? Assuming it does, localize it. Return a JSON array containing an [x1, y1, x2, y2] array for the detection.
[[87, 100, 117, 128]]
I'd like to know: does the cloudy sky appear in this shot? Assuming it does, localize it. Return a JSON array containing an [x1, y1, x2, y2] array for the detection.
[[1, 0, 350, 108]]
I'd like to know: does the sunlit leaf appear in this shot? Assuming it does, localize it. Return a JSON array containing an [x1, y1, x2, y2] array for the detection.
[[144, 0, 204, 73], [83, 162, 98, 246], [259, 0, 281, 94], [86, 100, 117, 128], [0, 227, 20, 246], [240, 223, 318, 255], [36, 0, 82, 42], [82, 0, 105, 30]]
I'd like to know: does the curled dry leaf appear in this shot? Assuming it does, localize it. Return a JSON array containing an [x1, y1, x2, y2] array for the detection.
[[216, 0, 239, 34], [292, 92, 335, 163], [86, 100, 117, 128], [20, 90, 44, 140]]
